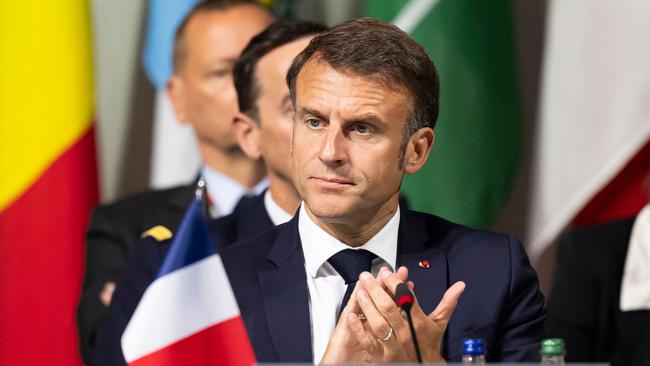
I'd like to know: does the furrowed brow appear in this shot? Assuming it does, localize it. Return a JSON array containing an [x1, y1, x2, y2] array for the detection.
[[349, 113, 386, 126], [296, 107, 326, 120]]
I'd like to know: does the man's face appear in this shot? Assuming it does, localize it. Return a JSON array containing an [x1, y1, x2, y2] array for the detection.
[[169, 5, 273, 152], [291, 60, 413, 223], [253, 37, 313, 182]]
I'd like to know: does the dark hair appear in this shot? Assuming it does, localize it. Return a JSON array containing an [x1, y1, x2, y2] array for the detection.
[[172, 0, 272, 72], [286, 17, 440, 155], [233, 19, 328, 120]]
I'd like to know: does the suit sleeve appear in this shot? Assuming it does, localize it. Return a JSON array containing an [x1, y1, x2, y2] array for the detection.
[[498, 237, 547, 362], [77, 206, 133, 365], [92, 237, 169, 366], [545, 232, 599, 362]]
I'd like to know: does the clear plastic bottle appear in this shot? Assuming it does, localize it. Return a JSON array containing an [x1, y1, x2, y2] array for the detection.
[[462, 338, 485, 364], [540, 338, 566, 365]]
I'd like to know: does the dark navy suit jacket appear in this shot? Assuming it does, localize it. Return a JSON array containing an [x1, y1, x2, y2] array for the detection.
[[221, 209, 547, 363], [92, 194, 275, 366]]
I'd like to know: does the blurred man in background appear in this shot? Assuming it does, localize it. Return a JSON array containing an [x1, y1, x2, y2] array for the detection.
[[76, 1, 273, 363], [92, 19, 327, 366], [547, 172, 650, 366]]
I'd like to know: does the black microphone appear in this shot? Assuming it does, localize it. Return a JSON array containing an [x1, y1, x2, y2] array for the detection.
[[395, 283, 422, 363]]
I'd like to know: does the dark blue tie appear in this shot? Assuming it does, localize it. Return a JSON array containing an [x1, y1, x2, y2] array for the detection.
[[328, 249, 377, 317]]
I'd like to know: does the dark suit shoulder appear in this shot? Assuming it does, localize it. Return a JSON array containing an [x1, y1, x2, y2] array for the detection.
[[87, 184, 193, 249], [557, 217, 635, 272], [404, 209, 515, 254], [92, 184, 193, 220]]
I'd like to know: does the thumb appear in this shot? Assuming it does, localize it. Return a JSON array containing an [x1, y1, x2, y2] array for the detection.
[[428, 281, 465, 327]]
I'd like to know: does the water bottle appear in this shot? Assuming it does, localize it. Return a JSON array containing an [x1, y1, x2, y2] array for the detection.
[[540, 338, 566, 365], [462, 338, 485, 364]]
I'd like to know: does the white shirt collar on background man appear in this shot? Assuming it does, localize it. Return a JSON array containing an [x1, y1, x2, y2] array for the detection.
[[298, 203, 400, 364], [620, 203, 650, 311], [201, 166, 268, 218], [263, 190, 293, 226]]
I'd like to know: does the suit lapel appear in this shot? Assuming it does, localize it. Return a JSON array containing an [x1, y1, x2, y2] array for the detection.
[[257, 214, 313, 362], [396, 210, 449, 314]]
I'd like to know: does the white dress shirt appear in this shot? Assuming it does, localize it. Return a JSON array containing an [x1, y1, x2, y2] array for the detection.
[[298, 204, 400, 364], [201, 166, 267, 218], [620, 204, 650, 311], [263, 190, 294, 226]]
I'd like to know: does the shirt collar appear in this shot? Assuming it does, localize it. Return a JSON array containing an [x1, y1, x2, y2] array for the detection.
[[620, 204, 650, 311], [299, 204, 400, 278], [201, 166, 268, 217], [263, 190, 294, 226]]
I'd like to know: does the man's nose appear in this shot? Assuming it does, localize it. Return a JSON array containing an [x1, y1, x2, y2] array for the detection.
[[317, 125, 347, 167]]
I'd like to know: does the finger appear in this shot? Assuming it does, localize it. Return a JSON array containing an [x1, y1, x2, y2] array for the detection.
[[379, 269, 407, 297], [407, 280, 415, 290], [377, 267, 408, 299], [356, 286, 401, 341], [358, 274, 410, 343], [346, 312, 380, 354], [428, 281, 466, 327], [380, 266, 408, 286], [360, 272, 405, 324], [100, 281, 116, 306], [396, 266, 409, 283]]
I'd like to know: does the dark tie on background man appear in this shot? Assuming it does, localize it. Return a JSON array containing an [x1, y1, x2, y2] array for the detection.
[[328, 249, 377, 317]]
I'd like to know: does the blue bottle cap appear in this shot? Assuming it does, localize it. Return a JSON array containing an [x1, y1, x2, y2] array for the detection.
[[463, 338, 485, 356]]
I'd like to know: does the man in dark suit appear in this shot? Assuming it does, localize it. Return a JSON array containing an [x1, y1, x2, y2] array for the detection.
[[547, 215, 650, 366], [76, 1, 273, 363], [220, 18, 547, 364], [91, 20, 329, 366]]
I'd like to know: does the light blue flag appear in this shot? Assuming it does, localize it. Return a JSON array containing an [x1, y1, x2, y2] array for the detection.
[[142, 0, 200, 89]]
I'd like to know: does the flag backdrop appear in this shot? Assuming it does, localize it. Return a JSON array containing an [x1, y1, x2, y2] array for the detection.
[[121, 197, 255, 366], [527, 0, 650, 259], [0, 1, 98, 365], [143, 0, 202, 189], [366, 0, 523, 228]]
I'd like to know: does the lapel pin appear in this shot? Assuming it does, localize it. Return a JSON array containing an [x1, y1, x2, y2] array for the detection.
[[418, 260, 430, 269]]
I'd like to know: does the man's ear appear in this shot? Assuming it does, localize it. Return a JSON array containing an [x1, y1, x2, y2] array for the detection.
[[167, 76, 188, 124], [233, 112, 262, 160], [403, 127, 435, 175]]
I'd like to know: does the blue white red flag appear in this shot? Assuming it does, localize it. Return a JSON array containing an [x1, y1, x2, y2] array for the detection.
[[121, 197, 255, 366]]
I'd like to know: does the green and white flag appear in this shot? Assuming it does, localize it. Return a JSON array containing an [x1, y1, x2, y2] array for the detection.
[[366, 0, 522, 228]]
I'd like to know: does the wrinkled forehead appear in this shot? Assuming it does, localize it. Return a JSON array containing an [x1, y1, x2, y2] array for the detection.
[[294, 59, 413, 127], [295, 57, 412, 105], [295, 58, 413, 110]]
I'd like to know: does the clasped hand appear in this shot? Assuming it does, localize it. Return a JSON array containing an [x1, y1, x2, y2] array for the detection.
[[321, 267, 465, 364]]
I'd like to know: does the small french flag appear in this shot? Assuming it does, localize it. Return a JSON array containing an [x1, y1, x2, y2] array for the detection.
[[121, 196, 255, 366]]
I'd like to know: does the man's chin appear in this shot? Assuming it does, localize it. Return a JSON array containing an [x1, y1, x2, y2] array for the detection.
[[304, 200, 355, 224]]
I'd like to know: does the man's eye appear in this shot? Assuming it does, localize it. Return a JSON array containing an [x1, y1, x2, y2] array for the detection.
[[353, 124, 371, 134], [209, 69, 230, 77], [306, 118, 322, 128]]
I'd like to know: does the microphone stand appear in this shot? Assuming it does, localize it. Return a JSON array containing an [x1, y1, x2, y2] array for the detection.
[[405, 310, 422, 363], [395, 283, 422, 363]]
